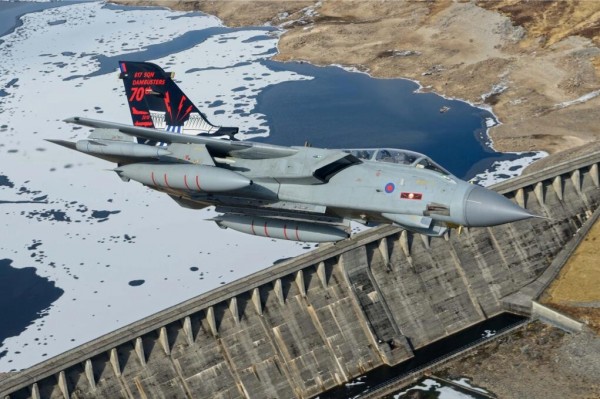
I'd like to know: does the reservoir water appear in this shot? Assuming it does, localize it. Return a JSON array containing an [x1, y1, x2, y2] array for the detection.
[[254, 60, 532, 180], [0, 259, 64, 362]]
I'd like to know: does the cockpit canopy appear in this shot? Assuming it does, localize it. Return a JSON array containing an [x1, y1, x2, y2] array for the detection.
[[343, 148, 451, 176]]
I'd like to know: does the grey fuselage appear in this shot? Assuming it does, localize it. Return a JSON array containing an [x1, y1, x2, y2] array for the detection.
[[145, 145, 475, 235], [232, 149, 466, 222]]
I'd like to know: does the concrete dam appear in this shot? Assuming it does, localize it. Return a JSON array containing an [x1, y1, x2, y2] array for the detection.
[[1, 151, 599, 399]]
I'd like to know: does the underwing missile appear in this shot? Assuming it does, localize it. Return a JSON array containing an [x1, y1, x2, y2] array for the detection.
[[214, 214, 349, 242], [76, 140, 170, 158], [116, 163, 252, 192]]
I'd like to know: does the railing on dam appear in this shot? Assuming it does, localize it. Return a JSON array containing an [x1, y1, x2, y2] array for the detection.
[[1, 151, 599, 399]]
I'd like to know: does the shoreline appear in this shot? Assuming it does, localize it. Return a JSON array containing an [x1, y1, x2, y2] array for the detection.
[[137, 0, 597, 161], [107, 0, 550, 184], [108, 0, 510, 154], [269, 2, 600, 157], [0, 1, 82, 40], [268, 58, 549, 185], [0, 1, 582, 180], [109, 0, 600, 172]]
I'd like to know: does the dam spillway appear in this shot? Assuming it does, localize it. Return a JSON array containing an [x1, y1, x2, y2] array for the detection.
[[1, 151, 599, 399]]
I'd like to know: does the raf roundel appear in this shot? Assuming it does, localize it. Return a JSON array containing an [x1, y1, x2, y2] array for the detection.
[[385, 182, 395, 193]]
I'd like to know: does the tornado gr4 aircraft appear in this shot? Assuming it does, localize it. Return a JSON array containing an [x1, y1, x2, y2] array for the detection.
[[49, 61, 536, 242]]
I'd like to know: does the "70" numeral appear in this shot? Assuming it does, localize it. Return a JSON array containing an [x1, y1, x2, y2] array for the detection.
[[129, 86, 147, 102]]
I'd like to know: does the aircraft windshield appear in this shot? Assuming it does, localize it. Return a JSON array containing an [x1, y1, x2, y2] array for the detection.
[[343, 148, 451, 175], [343, 149, 376, 161], [414, 157, 450, 175]]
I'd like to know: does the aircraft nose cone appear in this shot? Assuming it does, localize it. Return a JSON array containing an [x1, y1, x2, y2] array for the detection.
[[465, 186, 534, 227]]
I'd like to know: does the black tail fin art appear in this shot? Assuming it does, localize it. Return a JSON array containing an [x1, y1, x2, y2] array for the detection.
[[118, 61, 238, 139]]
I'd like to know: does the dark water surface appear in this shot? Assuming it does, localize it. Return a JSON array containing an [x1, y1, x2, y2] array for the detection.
[[0, 1, 83, 42], [71, 26, 274, 80], [0, 259, 64, 360], [255, 61, 527, 180]]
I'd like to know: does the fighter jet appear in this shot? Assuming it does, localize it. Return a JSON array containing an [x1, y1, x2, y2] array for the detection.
[[49, 61, 536, 242]]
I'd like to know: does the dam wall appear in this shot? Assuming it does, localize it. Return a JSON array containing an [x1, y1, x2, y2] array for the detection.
[[1, 152, 599, 399]]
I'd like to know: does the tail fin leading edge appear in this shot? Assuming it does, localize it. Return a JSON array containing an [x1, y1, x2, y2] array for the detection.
[[118, 61, 238, 138]]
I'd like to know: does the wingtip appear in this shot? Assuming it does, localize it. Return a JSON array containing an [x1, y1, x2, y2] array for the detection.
[[45, 139, 76, 150]]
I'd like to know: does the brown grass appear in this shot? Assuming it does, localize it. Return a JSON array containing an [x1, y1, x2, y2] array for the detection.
[[479, 0, 600, 46], [543, 219, 600, 303], [541, 218, 600, 334]]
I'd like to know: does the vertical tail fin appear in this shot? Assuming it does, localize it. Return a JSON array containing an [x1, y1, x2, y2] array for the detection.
[[118, 61, 238, 138]]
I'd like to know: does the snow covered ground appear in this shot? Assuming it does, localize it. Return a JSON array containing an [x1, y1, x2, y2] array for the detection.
[[0, 1, 313, 371]]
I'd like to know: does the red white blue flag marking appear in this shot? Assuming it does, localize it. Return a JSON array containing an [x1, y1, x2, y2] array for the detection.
[[400, 192, 422, 200]]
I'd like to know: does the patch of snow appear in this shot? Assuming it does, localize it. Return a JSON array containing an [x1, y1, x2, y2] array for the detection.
[[453, 377, 491, 394], [481, 83, 507, 102], [554, 89, 600, 109], [485, 117, 497, 128], [471, 151, 548, 187], [395, 378, 480, 399], [279, 1, 321, 29], [302, 1, 321, 18], [481, 329, 496, 338]]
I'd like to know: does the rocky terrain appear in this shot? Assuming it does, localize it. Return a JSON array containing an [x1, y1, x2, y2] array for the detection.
[[439, 321, 600, 399]]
